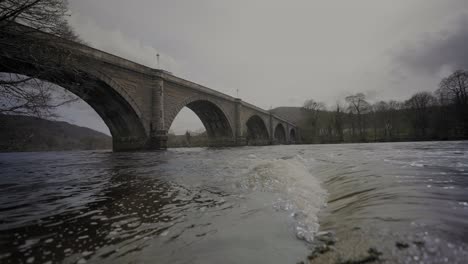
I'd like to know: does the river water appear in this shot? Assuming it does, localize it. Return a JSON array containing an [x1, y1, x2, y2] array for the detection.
[[1, 141, 468, 263]]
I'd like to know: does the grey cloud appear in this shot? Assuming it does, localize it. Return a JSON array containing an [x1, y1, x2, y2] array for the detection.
[[68, 12, 178, 71], [397, 14, 468, 75]]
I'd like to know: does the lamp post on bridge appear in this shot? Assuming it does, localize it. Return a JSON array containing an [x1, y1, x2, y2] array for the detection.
[[156, 53, 160, 69]]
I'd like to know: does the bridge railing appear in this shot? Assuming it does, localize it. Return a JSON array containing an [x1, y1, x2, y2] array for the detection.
[[160, 73, 238, 102], [159, 72, 298, 128], [4, 22, 156, 76]]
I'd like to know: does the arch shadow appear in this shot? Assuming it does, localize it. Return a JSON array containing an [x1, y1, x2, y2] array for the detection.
[[274, 123, 287, 144], [290, 128, 297, 143], [246, 115, 269, 145], [166, 99, 234, 146]]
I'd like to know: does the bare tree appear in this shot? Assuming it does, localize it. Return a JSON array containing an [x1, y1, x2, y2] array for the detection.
[[387, 100, 402, 139], [303, 99, 325, 112], [0, 0, 79, 41], [185, 130, 191, 146], [372, 101, 394, 140], [333, 103, 344, 142], [438, 70, 468, 135], [439, 70, 468, 106], [345, 93, 370, 141], [303, 99, 325, 141], [0, 73, 77, 117], [0, 0, 81, 117], [405, 92, 436, 137]]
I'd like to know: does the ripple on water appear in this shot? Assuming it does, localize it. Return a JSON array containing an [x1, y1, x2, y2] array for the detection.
[[1, 142, 468, 263]]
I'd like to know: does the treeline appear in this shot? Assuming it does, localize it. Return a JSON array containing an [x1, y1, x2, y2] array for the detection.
[[299, 70, 468, 144], [167, 130, 210, 147]]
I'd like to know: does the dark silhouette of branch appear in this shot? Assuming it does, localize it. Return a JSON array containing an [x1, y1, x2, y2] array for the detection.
[[0, 0, 83, 118]]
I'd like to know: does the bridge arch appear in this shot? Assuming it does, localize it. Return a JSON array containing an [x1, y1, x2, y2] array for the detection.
[[0, 60, 148, 151], [274, 123, 287, 144], [166, 97, 234, 139], [290, 128, 297, 143], [245, 115, 269, 145]]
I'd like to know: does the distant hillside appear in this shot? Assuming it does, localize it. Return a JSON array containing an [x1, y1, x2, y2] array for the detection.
[[270, 107, 308, 125], [0, 115, 112, 152]]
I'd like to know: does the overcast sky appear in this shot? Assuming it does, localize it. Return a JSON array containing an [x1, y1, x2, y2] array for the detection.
[[56, 0, 468, 135]]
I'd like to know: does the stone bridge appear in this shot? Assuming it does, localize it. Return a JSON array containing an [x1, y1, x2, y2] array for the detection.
[[0, 24, 299, 151]]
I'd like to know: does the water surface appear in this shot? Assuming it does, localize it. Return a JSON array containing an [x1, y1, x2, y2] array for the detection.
[[1, 142, 468, 263]]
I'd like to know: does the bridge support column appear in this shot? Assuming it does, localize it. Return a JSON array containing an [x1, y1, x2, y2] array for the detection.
[[148, 78, 167, 150], [234, 98, 245, 145], [269, 113, 274, 145]]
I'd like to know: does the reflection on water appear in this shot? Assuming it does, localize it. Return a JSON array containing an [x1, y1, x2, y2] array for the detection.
[[1, 142, 468, 263], [0, 150, 310, 264], [0, 152, 235, 263]]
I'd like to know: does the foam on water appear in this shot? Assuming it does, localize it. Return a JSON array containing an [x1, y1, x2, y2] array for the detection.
[[239, 154, 327, 242]]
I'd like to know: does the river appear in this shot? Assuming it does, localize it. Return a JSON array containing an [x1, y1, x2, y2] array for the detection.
[[1, 141, 468, 263]]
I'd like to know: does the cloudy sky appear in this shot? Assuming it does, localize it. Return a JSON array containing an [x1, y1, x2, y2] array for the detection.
[[57, 0, 468, 135]]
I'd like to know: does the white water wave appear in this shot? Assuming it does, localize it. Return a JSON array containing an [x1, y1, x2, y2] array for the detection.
[[238, 155, 328, 243]]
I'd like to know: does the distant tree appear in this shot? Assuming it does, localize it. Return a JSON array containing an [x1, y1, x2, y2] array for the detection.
[[345, 93, 370, 141], [438, 70, 468, 136], [302, 99, 325, 141], [433, 86, 455, 139], [324, 120, 333, 143], [293, 70, 468, 143], [372, 101, 393, 141], [0, 0, 82, 117], [333, 103, 344, 142], [185, 130, 191, 145], [405, 92, 436, 137], [438, 70, 468, 106], [387, 100, 402, 139], [303, 99, 325, 112]]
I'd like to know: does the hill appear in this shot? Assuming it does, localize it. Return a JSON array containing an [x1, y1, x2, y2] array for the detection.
[[0, 115, 112, 152], [270, 106, 308, 124]]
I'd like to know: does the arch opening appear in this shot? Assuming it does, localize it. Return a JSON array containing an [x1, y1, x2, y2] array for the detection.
[[290, 128, 297, 143], [0, 60, 148, 151], [186, 100, 233, 138], [167, 100, 234, 147], [167, 107, 207, 147], [274, 123, 287, 144], [246, 115, 269, 145]]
